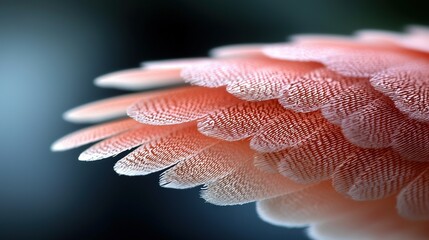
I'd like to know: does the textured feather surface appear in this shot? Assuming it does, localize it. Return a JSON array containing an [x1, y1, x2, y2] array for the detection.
[[332, 148, 426, 201], [54, 26, 429, 240], [198, 100, 286, 141], [255, 125, 357, 184], [63, 93, 149, 123], [397, 167, 429, 220], [370, 63, 429, 122], [348, 150, 424, 200], [250, 111, 330, 152], [159, 141, 250, 189], [340, 98, 404, 148], [253, 152, 280, 173], [201, 162, 306, 205], [128, 86, 241, 125], [391, 120, 429, 162], [78, 124, 185, 161], [321, 82, 384, 125], [275, 125, 358, 184], [279, 68, 364, 112], [114, 126, 216, 176], [263, 41, 420, 78], [224, 61, 321, 101], [182, 57, 321, 100], [51, 118, 140, 151]]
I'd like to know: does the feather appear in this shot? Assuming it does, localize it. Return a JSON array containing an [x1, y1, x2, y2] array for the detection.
[[95, 68, 183, 90], [279, 68, 364, 112], [209, 44, 265, 58], [127, 86, 241, 125], [159, 141, 250, 189], [397, 167, 429, 220], [250, 111, 330, 153], [63, 93, 149, 123], [321, 82, 385, 125], [332, 148, 425, 201], [308, 198, 429, 240], [201, 162, 307, 205], [197, 100, 286, 141], [391, 120, 429, 162], [370, 63, 429, 122], [78, 124, 185, 161], [276, 125, 358, 184], [263, 41, 421, 78], [341, 98, 405, 148], [142, 58, 210, 70], [182, 57, 321, 100], [256, 181, 362, 227], [113, 125, 219, 176], [51, 118, 140, 151], [54, 26, 429, 240]]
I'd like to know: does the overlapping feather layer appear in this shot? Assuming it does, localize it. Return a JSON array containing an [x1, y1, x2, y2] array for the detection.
[[53, 26, 429, 240]]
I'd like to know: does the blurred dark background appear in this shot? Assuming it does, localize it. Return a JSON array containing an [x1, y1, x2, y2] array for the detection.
[[0, 0, 427, 239]]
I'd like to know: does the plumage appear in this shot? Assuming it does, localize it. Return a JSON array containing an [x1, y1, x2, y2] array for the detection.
[[334, 148, 425, 201], [78, 124, 184, 161], [370, 63, 429, 122], [397, 167, 429, 220], [257, 181, 362, 227], [198, 100, 287, 141], [63, 91, 170, 123], [279, 68, 364, 112], [391, 119, 429, 162], [320, 82, 384, 125], [53, 26, 429, 240], [95, 68, 183, 90], [209, 44, 266, 58], [340, 98, 405, 148], [250, 111, 330, 153], [127, 86, 241, 125], [113, 125, 215, 176], [201, 162, 306, 206], [51, 118, 140, 151], [159, 141, 249, 189]]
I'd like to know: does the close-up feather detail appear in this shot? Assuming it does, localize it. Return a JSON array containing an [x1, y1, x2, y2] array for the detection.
[[63, 92, 163, 123], [197, 100, 287, 141], [51, 118, 141, 151], [53, 26, 429, 240], [94, 68, 183, 90], [78, 123, 185, 161], [256, 181, 364, 227]]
